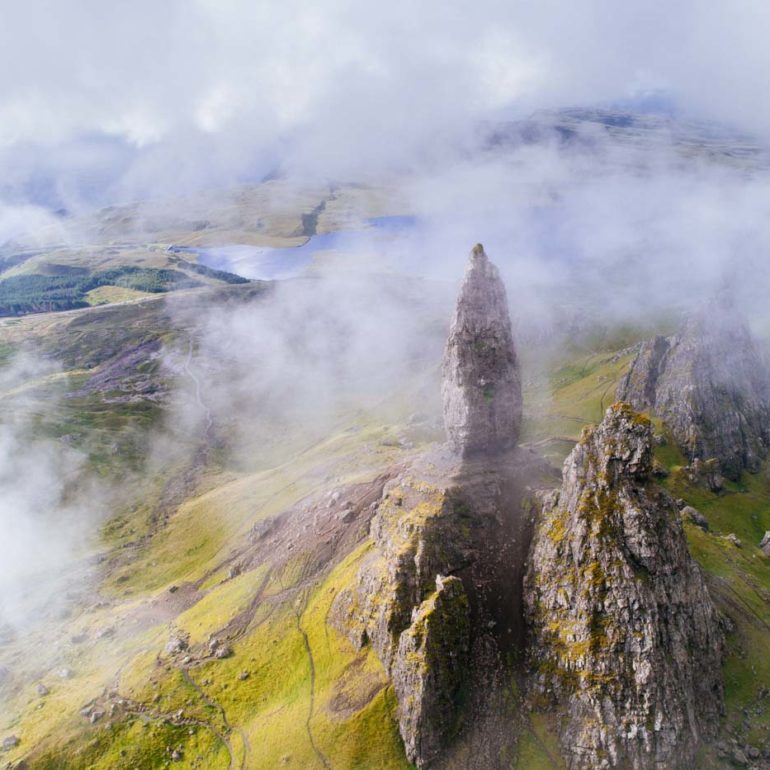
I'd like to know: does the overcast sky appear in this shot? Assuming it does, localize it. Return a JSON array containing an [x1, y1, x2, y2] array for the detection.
[[1, 0, 770, 203], [1, 0, 770, 326]]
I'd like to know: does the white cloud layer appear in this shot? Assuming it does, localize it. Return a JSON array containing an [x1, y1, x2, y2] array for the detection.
[[0, 354, 103, 631], [1, 0, 770, 197]]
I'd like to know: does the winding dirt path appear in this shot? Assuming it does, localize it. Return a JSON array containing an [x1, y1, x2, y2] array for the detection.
[[180, 667, 251, 770], [293, 592, 332, 770], [184, 336, 214, 437]]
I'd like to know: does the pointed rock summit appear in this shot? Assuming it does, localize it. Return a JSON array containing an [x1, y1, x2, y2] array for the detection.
[[331, 253, 536, 766], [442, 244, 522, 457], [617, 298, 770, 480], [526, 403, 724, 769]]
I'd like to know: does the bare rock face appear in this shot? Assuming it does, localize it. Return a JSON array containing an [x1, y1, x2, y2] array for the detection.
[[330, 248, 533, 768], [331, 447, 540, 769], [392, 575, 471, 766], [617, 300, 770, 480], [442, 244, 522, 457], [525, 403, 724, 770]]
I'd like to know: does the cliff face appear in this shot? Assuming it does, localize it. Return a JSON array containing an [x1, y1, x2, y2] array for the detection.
[[617, 302, 770, 480], [331, 451, 537, 768], [392, 575, 471, 766], [442, 244, 522, 457], [525, 403, 724, 770]]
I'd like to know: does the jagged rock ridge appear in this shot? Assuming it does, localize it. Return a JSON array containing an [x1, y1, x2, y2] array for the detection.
[[617, 300, 770, 480], [442, 244, 522, 457], [525, 403, 724, 770]]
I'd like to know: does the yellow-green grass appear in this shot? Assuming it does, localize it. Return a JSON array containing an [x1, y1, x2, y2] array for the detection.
[[2, 246, 172, 279], [515, 712, 566, 769], [1, 397, 412, 766], [653, 437, 770, 754], [25, 542, 411, 769], [176, 565, 271, 645], [103, 419, 410, 597], [85, 285, 154, 306], [522, 350, 635, 464], [668, 463, 770, 546], [7, 413, 414, 766], [1, 616, 171, 768], [187, 542, 410, 769], [685, 518, 770, 747], [31, 709, 230, 770]]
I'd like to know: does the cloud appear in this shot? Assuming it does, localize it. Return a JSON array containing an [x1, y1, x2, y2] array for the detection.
[[0, 353, 103, 632], [159, 270, 452, 470], [2, 0, 770, 201]]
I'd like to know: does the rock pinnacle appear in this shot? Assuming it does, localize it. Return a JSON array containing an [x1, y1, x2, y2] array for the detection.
[[441, 244, 522, 457]]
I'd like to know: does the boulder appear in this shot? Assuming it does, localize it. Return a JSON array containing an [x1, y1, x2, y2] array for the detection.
[[2, 735, 20, 751], [164, 635, 188, 655], [681, 505, 709, 531]]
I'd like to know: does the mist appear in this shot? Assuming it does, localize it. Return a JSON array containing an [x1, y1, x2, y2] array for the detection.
[[0, 0, 769, 342], [0, 354, 104, 636], [400, 141, 770, 328], [0, 0, 769, 206]]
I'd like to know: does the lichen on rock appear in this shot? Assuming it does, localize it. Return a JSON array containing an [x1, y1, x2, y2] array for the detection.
[[330, 474, 468, 671], [525, 402, 724, 770]]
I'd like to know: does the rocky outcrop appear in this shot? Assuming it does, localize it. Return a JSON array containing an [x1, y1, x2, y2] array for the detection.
[[442, 244, 522, 457], [525, 403, 724, 770], [330, 468, 470, 671], [617, 300, 770, 480], [328, 465, 466, 768], [330, 451, 538, 769], [392, 575, 470, 766], [331, 246, 538, 768]]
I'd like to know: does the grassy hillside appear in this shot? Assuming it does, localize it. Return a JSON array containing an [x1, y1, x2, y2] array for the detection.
[[1, 288, 769, 770], [0, 284, 425, 768]]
